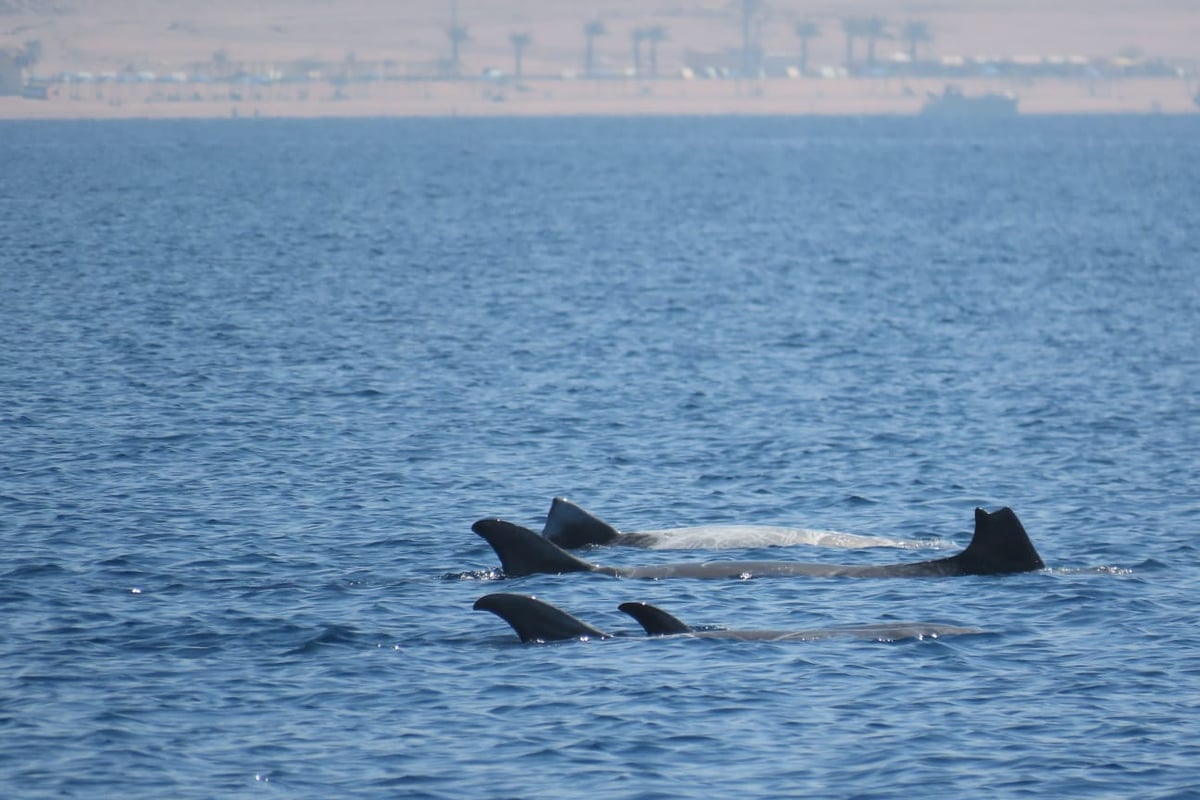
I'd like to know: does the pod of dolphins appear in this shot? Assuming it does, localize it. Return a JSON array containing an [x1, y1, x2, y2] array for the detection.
[[468, 499, 1046, 644]]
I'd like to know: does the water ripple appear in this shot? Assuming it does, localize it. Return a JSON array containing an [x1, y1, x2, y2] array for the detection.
[[1, 115, 1199, 799]]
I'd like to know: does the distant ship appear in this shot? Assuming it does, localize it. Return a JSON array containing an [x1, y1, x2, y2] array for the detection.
[[921, 85, 1018, 117]]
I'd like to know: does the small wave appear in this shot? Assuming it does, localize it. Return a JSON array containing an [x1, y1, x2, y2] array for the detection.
[[333, 387, 385, 398], [1047, 565, 1137, 576], [0, 493, 37, 509], [442, 569, 504, 581], [286, 625, 362, 655], [4, 562, 69, 579]]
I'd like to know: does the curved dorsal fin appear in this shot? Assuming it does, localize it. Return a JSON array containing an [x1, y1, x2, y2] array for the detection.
[[617, 601, 694, 635], [472, 518, 599, 576], [952, 507, 1045, 575], [542, 497, 621, 548], [474, 594, 610, 643]]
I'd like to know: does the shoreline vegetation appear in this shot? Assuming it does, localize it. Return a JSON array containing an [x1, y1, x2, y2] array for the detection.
[[2, 0, 1198, 120]]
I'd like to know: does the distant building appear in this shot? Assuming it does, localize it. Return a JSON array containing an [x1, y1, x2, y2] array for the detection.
[[683, 48, 819, 79], [683, 49, 741, 77], [0, 50, 23, 95]]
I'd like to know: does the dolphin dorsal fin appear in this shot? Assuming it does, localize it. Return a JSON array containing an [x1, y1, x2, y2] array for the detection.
[[542, 497, 621, 548], [617, 602, 694, 635], [472, 518, 598, 576], [955, 507, 1046, 575], [474, 594, 610, 642]]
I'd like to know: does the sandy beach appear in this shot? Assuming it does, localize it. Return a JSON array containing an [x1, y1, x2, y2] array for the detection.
[[2, 75, 1196, 120]]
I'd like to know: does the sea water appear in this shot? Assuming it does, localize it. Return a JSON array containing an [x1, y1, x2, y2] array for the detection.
[[2, 115, 1199, 798]]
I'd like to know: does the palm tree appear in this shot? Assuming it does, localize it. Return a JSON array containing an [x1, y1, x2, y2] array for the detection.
[[740, 0, 764, 77], [901, 20, 931, 65], [447, 23, 470, 76], [14, 39, 42, 70], [583, 19, 606, 77], [861, 17, 889, 69], [631, 27, 645, 77], [841, 18, 865, 72], [509, 32, 531, 81], [644, 25, 667, 79], [211, 47, 232, 79], [793, 20, 820, 76]]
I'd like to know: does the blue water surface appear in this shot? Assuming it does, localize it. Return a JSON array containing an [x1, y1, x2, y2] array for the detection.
[[2, 114, 1199, 798]]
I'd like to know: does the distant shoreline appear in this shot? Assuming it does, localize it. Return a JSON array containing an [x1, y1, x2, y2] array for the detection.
[[5, 0, 1199, 123], [3, 76, 1196, 121]]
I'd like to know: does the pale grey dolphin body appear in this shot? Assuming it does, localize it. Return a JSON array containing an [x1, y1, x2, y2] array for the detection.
[[474, 593, 985, 644], [472, 507, 1044, 580], [542, 497, 931, 550]]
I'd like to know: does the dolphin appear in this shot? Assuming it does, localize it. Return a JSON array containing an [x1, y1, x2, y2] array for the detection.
[[472, 593, 610, 643], [474, 593, 985, 643], [542, 496, 932, 550], [471, 507, 1044, 580]]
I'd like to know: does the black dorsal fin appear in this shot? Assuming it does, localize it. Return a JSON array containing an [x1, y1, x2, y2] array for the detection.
[[953, 507, 1045, 575], [542, 497, 622, 549], [474, 594, 610, 643], [472, 518, 599, 576], [617, 602, 694, 635]]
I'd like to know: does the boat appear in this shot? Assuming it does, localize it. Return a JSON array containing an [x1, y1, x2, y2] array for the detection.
[[21, 81, 49, 100], [921, 85, 1018, 117]]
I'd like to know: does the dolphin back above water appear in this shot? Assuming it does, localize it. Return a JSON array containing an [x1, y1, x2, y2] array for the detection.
[[474, 593, 985, 643], [541, 497, 929, 550], [614, 601, 985, 641], [472, 507, 1045, 580]]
